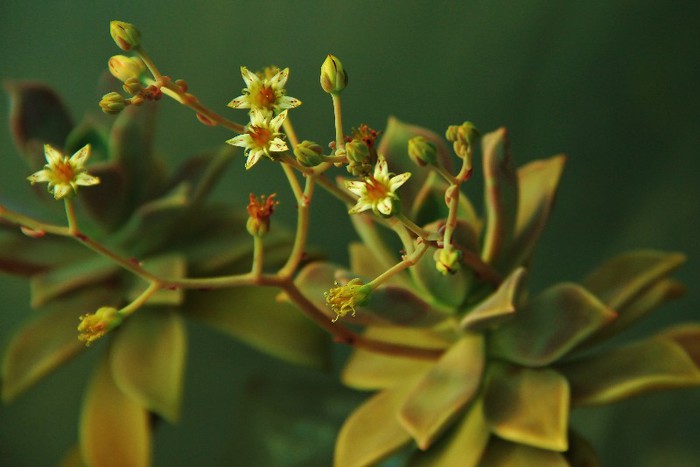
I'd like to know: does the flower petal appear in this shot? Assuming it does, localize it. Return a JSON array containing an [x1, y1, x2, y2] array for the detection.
[[278, 95, 301, 109], [226, 134, 250, 148], [349, 201, 372, 214], [270, 67, 289, 89], [345, 180, 367, 197], [27, 170, 51, 184], [240, 66, 258, 89], [268, 138, 288, 152], [377, 198, 393, 216], [227, 95, 250, 109], [270, 109, 288, 130], [245, 149, 264, 170], [75, 173, 100, 186], [44, 144, 63, 165], [70, 144, 91, 166], [389, 172, 411, 191], [53, 184, 72, 200]]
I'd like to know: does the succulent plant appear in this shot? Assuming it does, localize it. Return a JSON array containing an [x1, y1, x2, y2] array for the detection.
[[295, 117, 700, 466], [1, 82, 328, 465]]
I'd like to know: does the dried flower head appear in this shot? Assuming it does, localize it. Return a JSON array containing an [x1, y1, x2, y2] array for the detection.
[[78, 306, 121, 346], [345, 157, 411, 217], [27, 144, 100, 199], [246, 193, 279, 237], [226, 110, 289, 169], [324, 278, 372, 322], [228, 66, 301, 116]]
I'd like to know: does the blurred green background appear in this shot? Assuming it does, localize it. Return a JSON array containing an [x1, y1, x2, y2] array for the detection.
[[1, 1, 699, 465]]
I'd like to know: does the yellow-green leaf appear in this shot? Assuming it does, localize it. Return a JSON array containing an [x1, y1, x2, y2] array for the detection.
[[489, 283, 616, 366], [460, 267, 526, 332], [560, 338, 700, 406], [408, 398, 489, 467], [565, 430, 602, 467], [335, 382, 415, 467], [342, 327, 451, 390], [484, 363, 569, 452], [110, 308, 187, 422], [80, 358, 151, 467], [479, 437, 569, 466], [399, 334, 485, 449], [127, 254, 186, 306]]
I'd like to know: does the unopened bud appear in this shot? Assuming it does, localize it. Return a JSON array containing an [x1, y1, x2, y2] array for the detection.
[[108, 55, 146, 83], [78, 306, 122, 345], [408, 136, 437, 167], [110, 21, 141, 51], [99, 92, 128, 114], [294, 140, 324, 167], [457, 121, 480, 146], [122, 77, 144, 95], [434, 248, 462, 275], [246, 193, 278, 237], [345, 138, 370, 163], [320, 54, 348, 94]]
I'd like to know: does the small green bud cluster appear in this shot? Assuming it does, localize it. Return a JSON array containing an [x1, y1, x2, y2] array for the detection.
[[407, 136, 438, 167], [294, 141, 324, 167], [345, 138, 373, 177], [446, 121, 479, 159]]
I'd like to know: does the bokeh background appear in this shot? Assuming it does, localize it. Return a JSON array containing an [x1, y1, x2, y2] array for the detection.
[[1, 1, 699, 465]]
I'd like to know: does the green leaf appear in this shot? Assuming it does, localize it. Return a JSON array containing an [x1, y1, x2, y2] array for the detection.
[[335, 381, 415, 467], [127, 254, 186, 306], [30, 255, 120, 308], [559, 338, 700, 406], [480, 128, 519, 271], [0, 227, 88, 276], [504, 154, 566, 270], [110, 308, 187, 422], [1, 288, 115, 401], [6, 81, 74, 169], [167, 145, 235, 204], [64, 117, 110, 162], [399, 334, 485, 449], [483, 363, 569, 451], [410, 173, 482, 233], [460, 267, 526, 332], [349, 242, 404, 286], [479, 437, 569, 467], [377, 117, 455, 211], [656, 324, 700, 367], [489, 283, 616, 366], [582, 250, 685, 311], [348, 213, 403, 280], [78, 162, 129, 232], [80, 358, 151, 467], [565, 430, 602, 467], [408, 398, 489, 467], [59, 444, 87, 467], [184, 286, 330, 369], [342, 327, 451, 390]]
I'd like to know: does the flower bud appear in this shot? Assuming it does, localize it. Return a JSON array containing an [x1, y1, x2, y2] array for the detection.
[[320, 54, 348, 94], [408, 136, 437, 167], [457, 121, 480, 146], [434, 248, 462, 275], [294, 140, 324, 167], [108, 55, 146, 83], [110, 21, 140, 51], [122, 77, 144, 95], [99, 92, 128, 114], [78, 306, 122, 345], [345, 138, 370, 163], [246, 193, 278, 237]]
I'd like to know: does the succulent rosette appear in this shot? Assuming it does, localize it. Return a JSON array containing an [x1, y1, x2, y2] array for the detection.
[[295, 117, 700, 466], [0, 83, 328, 466]]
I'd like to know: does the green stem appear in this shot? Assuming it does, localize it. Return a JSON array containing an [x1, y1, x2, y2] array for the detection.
[[252, 236, 264, 277], [0, 204, 70, 236], [278, 176, 314, 279], [367, 239, 429, 289], [396, 212, 436, 240], [331, 93, 345, 150], [282, 116, 300, 148], [134, 46, 162, 79], [119, 281, 161, 317], [64, 198, 78, 234]]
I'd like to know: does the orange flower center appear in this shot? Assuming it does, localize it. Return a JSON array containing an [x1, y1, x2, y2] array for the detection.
[[249, 126, 272, 147], [364, 177, 389, 201], [54, 159, 75, 183], [255, 86, 276, 108]]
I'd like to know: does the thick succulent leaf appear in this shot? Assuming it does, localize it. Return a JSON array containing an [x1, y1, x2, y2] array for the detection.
[[480, 128, 519, 270], [59, 445, 87, 467], [565, 430, 602, 467], [582, 250, 685, 311], [110, 308, 187, 422], [348, 213, 403, 279], [184, 286, 330, 369], [167, 146, 236, 204], [77, 162, 129, 231], [377, 117, 454, 210], [64, 117, 109, 162], [295, 262, 446, 327], [109, 102, 165, 207], [342, 327, 452, 390], [399, 334, 485, 449], [127, 254, 186, 306], [335, 382, 416, 467], [484, 363, 569, 451], [479, 437, 569, 467], [1, 287, 116, 401], [489, 283, 616, 366], [0, 227, 88, 276], [30, 255, 120, 308], [411, 173, 482, 233], [559, 338, 700, 406], [460, 267, 526, 332], [411, 245, 472, 309], [408, 398, 489, 467], [504, 155, 566, 270], [656, 324, 700, 367], [6, 81, 73, 169], [80, 358, 151, 467], [350, 242, 404, 286]]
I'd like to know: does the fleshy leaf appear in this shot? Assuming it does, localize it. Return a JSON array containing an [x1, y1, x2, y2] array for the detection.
[[479, 437, 569, 466], [656, 324, 700, 367], [80, 358, 151, 467], [6, 81, 74, 169], [484, 363, 569, 451], [110, 308, 187, 422], [335, 381, 416, 467], [30, 255, 120, 308], [64, 117, 109, 162], [408, 398, 489, 467], [1, 288, 115, 401], [582, 250, 685, 311], [184, 286, 330, 369], [565, 430, 602, 467], [504, 154, 566, 270], [399, 334, 485, 449], [342, 327, 452, 390], [377, 117, 454, 210], [489, 283, 616, 366], [59, 444, 87, 467], [411, 174, 482, 233], [167, 146, 236, 204], [0, 227, 88, 276], [559, 338, 700, 406], [460, 267, 526, 332], [349, 242, 402, 285], [347, 213, 403, 280], [127, 254, 186, 306], [480, 128, 519, 270], [78, 162, 128, 231]]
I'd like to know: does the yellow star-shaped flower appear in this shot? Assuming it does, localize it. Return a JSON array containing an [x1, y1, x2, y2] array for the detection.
[[344, 157, 411, 217], [226, 110, 289, 169], [27, 144, 100, 200], [228, 66, 301, 116]]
